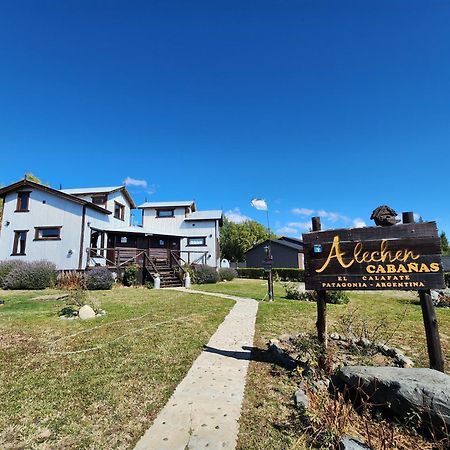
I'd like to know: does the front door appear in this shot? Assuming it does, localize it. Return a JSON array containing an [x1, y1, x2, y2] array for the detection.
[[107, 235, 115, 265], [169, 237, 180, 259]]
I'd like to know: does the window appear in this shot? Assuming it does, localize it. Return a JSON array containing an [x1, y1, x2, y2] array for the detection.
[[114, 201, 125, 220], [92, 195, 107, 206], [12, 230, 28, 255], [187, 237, 206, 246], [16, 192, 30, 212], [156, 209, 174, 218], [34, 226, 62, 241]]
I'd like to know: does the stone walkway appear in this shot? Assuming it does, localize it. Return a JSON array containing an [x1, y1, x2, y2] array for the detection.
[[134, 289, 259, 450]]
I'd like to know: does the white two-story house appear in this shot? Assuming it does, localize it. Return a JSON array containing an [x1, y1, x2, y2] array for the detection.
[[0, 179, 223, 283]]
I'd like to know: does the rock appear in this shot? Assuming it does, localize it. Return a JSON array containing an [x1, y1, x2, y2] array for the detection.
[[395, 354, 414, 368], [37, 429, 52, 441], [332, 366, 450, 438], [330, 332, 341, 340], [357, 338, 371, 348], [78, 305, 96, 320], [338, 435, 372, 449], [267, 339, 297, 370], [293, 388, 309, 409]]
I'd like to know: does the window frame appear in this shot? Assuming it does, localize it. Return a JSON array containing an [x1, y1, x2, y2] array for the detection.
[[187, 236, 207, 247], [91, 194, 107, 207], [11, 230, 28, 256], [114, 201, 125, 221], [15, 191, 31, 212], [34, 226, 62, 241], [156, 209, 175, 218]]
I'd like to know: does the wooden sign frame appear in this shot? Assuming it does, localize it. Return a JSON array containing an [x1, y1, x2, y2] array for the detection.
[[302, 213, 445, 372]]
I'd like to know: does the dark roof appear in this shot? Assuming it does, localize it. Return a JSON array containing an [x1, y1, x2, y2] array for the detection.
[[0, 179, 111, 215], [244, 238, 303, 254], [278, 236, 303, 246]]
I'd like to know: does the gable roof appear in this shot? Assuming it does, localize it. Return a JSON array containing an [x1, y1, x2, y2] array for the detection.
[[278, 236, 303, 246], [244, 238, 303, 255], [138, 200, 196, 210], [61, 186, 136, 209], [0, 179, 111, 215], [185, 210, 223, 224]]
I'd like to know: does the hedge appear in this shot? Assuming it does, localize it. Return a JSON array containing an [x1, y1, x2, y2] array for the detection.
[[237, 267, 304, 282]]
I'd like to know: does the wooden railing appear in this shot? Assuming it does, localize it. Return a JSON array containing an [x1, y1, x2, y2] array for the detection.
[[178, 250, 209, 265], [170, 251, 187, 283], [86, 247, 147, 269], [87, 247, 210, 269]]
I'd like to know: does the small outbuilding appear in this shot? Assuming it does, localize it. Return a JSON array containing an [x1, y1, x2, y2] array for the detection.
[[244, 237, 304, 269]]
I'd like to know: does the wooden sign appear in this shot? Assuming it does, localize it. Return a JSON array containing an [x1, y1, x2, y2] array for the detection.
[[303, 222, 445, 291]]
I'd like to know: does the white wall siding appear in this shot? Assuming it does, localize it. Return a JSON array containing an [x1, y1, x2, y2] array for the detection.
[[0, 189, 84, 269], [180, 220, 219, 267]]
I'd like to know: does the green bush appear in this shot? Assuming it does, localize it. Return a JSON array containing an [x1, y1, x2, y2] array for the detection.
[[283, 283, 349, 304], [444, 272, 450, 288], [85, 267, 114, 290], [219, 267, 238, 281], [0, 260, 26, 287], [284, 283, 312, 301], [237, 267, 304, 281], [273, 268, 305, 282], [193, 264, 219, 284], [326, 290, 350, 304], [123, 265, 140, 286], [3, 260, 56, 290], [237, 268, 265, 279]]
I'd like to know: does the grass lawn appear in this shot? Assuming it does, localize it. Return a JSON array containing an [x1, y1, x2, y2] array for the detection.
[[0, 287, 234, 450], [194, 279, 450, 450]]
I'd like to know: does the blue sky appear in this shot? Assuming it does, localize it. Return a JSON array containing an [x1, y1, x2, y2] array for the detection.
[[0, 1, 449, 235]]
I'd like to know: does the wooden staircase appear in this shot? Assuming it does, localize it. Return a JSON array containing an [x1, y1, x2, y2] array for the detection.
[[149, 259, 183, 288]]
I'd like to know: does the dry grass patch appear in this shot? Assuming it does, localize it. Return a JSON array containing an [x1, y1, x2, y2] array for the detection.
[[194, 279, 450, 449], [0, 287, 234, 449]]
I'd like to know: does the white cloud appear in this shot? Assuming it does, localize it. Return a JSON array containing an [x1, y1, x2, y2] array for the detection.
[[287, 221, 311, 230], [225, 208, 250, 224], [292, 207, 315, 216], [353, 218, 367, 228], [413, 212, 422, 222], [123, 177, 148, 188], [276, 226, 300, 235], [317, 209, 350, 223]]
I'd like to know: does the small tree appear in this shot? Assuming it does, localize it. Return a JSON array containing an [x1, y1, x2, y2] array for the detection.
[[440, 231, 450, 255]]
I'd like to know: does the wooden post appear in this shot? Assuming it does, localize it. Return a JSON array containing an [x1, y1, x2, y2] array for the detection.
[[268, 268, 274, 302], [312, 216, 328, 349], [403, 211, 444, 372]]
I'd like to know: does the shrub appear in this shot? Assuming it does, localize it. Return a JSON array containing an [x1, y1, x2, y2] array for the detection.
[[237, 267, 305, 281], [123, 265, 140, 286], [283, 283, 349, 304], [193, 264, 219, 284], [284, 282, 312, 300], [273, 268, 305, 282], [444, 272, 450, 288], [0, 260, 26, 287], [57, 271, 85, 290], [237, 268, 265, 279], [85, 267, 114, 290], [182, 264, 196, 283], [219, 267, 238, 281], [326, 290, 350, 305], [3, 260, 57, 290]]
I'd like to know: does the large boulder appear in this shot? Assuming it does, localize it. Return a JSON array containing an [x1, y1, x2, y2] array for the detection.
[[332, 366, 450, 438]]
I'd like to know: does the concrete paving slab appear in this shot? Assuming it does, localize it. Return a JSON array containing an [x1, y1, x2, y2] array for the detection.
[[133, 289, 258, 450]]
